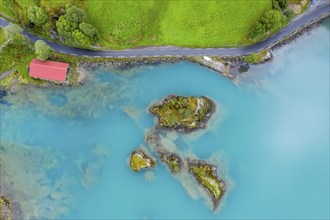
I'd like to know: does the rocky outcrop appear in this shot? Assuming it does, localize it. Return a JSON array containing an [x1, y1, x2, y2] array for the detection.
[[188, 159, 226, 210], [157, 149, 184, 174], [129, 147, 156, 172], [150, 95, 215, 133]]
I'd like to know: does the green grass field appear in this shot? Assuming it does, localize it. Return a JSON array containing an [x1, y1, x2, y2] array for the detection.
[[85, 0, 272, 48], [1, 0, 272, 48]]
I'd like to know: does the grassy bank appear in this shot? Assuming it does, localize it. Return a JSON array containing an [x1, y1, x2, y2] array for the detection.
[[0, 38, 82, 89], [0, 40, 45, 88], [1, 0, 272, 49], [0, 27, 6, 45]]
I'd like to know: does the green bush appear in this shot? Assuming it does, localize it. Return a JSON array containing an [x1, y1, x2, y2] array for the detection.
[[272, 0, 288, 10], [249, 22, 266, 39], [72, 29, 91, 46], [245, 50, 268, 64], [249, 9, 287, 40], [284, 9, 295, 21], [3, 24, 27, 45], [66, 5, 85, 23], [261, 10, 286, 30], [35, 40, 52, 61], [56, 15, 78, 39], [79, 22, 98, 42], [27, 6, 47, 26]]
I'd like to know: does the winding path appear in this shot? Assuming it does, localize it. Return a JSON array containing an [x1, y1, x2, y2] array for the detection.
[[0, 0, 329, 58]]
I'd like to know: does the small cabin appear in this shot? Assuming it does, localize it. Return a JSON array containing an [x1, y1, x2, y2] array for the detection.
[[29, 59, 69, 82]]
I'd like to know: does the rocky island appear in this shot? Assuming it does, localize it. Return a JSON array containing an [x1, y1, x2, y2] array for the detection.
[[129, 147, 156, 172], [157, 149, 184, 174], [150, 95, 215, 133], [188, 159, 226, 210]]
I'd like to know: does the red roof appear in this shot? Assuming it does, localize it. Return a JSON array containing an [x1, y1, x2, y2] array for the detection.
[[29, 59, 69, 82]]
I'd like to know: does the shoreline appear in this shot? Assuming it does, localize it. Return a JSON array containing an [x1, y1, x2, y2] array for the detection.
[[0, 15, 329, 92], [65, 14, 330, 82]]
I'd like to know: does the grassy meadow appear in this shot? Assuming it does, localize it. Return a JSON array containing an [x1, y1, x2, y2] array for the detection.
[[0, 0, 272, 49], [84, 0, 272, 48]]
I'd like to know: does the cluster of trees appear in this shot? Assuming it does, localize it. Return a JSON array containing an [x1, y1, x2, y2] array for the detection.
[[249, 0, 294, 39], [4, 24, 52, 61], [27, 5, 99, 47], [56, 6, 99, 46]]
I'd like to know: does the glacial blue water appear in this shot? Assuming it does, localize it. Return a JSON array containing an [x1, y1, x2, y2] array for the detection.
[[1, 23, 329, 219]]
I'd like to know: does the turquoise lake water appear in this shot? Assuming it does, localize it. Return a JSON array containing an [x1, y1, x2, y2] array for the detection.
[[1, 23, 329, 219]]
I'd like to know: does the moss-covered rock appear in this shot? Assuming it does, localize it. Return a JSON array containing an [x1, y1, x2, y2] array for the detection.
[[150, 95, 215, 133], [157, 149, 184, 174], [188, 159, 226, 210], [0, 195, 12, 220], [129, 147, 156, 172]]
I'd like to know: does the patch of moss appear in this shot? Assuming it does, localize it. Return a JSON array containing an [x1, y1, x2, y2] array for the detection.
[[150, 95, 214, 132], [129, 148, 156, 172], [245, 50, 269, 64], [189, 160, 226, 210]]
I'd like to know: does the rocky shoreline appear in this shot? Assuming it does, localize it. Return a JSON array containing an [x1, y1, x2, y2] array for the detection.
[[1, 16, 328, 93], [271, 15, 329, 51], [79, 57, 185, 72]]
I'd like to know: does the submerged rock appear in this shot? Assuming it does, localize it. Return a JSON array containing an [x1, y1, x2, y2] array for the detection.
[[129, 147, 156, 172], [157, 149, 184, 174], [188, 159, 226, 210], [0, 195, 13, 220], [150, 95, 215, 133]]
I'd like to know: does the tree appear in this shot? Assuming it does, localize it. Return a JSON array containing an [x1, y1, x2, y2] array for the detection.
[[273, 0, 288, 10], [4, 24, 23, 40], [278, 0, 288, 10], [284, 9, 295, 21], [66, 6, 85, 23], [261, 10, 286, 30], [28, 6, 47, 26], [3, 24, 26, 45], [79, 22, 98, 42], [56, 15, 78, 39], [35, 40, 52, 61], [72, 29, 91, 46], [272, 0, 280, 10], [249, 22, 266, 39]]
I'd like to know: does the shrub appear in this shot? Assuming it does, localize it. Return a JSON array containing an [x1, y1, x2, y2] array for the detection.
[[72, 29, 91, 46], [272, 0, 288, 10], [284, 9, 295, 21], [261, 10, 286, 30], [35, 40, 52, 61], [245, 50, 268, 64], [79, 22, 99, 42], [56, 15, 78, 39], [249, 22, 266, 39], [66, 6, 85, 23], [3, 24, 27, 45], [27, 6, 48, 26]]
